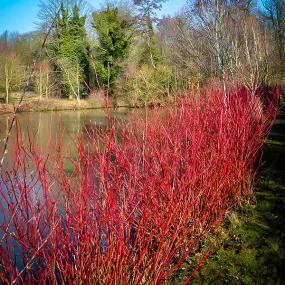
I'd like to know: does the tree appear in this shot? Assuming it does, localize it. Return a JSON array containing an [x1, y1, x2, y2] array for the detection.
[[237, 10, 271, 86], [0, 31, 8, 49], [188, 0, 236, 89], [37, 0, 90, 31], [157, 14, 205, 85], [122, 64, 172, 106], [0, 45, 25, 104], [37, 1, 90, 99], [263, 0, 285, 84], [8, 32, 43, 66], [157, 0, 270, 87], [35, 61, 57, 100], [263, 0, 285, 61], [133, 0, 169, 68], [91, 4, 134, 92], [53, 3, 90, 99], [57, 58, 82, 102]]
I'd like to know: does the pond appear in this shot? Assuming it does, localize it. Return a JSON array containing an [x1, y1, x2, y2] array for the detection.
[[0, 108, 129, 172], [0, 108, 131, 281]]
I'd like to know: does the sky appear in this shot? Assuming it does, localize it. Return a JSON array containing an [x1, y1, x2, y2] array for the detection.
[[0, 0, 187, 35]]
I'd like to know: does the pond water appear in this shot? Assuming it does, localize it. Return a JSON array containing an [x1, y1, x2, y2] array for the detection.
[[0, 108, 129, 172], [0, 109, 131, 281]]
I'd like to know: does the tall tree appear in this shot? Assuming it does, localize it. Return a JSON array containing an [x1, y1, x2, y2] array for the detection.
[[180, 0, 270, 87], [263, 0, 285, 83], [133, 0, 168, 68], [263, 0, 285, 61], [54, 3, 90, 99], [189, 0, 234, 89], [0, 50, 25, 104], [35, 61, 57, 100], [92, 4, 134, 92], [0, 35, 26, 104], [37, 0, 90, 31]]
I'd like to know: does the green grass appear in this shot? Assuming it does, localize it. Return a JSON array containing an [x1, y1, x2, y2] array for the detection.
[[171, 110, 285, 284]]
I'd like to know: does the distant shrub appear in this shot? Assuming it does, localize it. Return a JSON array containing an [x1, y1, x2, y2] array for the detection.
[[121, 64, 172, 106]]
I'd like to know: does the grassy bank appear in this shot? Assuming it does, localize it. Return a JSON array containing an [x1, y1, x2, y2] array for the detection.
[[172, 109, 285, 284], [0, 93, 127, 114]]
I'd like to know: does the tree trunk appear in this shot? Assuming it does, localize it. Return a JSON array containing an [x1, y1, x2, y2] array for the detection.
[[5, 78, 9, 104], [39, 65, 43, 101], [76, 64, 80, 103], [46, 72, 49, 99], [4, 64, 10, 104]]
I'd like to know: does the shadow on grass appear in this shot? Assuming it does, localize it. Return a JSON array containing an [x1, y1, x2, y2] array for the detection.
[[171, 111, 285, 285]]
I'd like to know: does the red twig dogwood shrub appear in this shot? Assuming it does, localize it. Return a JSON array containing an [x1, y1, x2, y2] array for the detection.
[[0, 84, 279, 284]]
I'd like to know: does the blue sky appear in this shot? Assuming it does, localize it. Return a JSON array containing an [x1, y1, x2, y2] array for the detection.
[[0, 0, 187, 35]]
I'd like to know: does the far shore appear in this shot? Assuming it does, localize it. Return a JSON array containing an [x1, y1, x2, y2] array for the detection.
[[0, 95, 128, 114]]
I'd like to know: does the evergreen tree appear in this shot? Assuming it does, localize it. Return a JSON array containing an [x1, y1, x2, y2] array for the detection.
[[92, 5, 133, 92], [55, 4, 90, 98]]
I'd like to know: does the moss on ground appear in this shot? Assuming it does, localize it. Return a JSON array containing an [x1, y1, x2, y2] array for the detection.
[[171, 110, 285, 284]]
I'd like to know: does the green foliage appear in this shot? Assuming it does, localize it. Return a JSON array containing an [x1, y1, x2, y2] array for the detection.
[[133, 0, 168, 12], [149, 30, 160, 65], [55, 4, 90, 98], [92, 5, 133, 91], [122, 64, 172, 106]]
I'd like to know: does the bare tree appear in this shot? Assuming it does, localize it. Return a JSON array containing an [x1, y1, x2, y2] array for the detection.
[[57, 58, 82, 102], [35, 61, 57, 100], [263, 0, 285, 61], [156, 1, 271, 88], [0, 49, 26, 104], [263, 0, 285, 84], [37, 0, 90, 31]]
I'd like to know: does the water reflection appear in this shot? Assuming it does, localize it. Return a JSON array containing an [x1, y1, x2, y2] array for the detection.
[[0, 108, 129, 172]]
